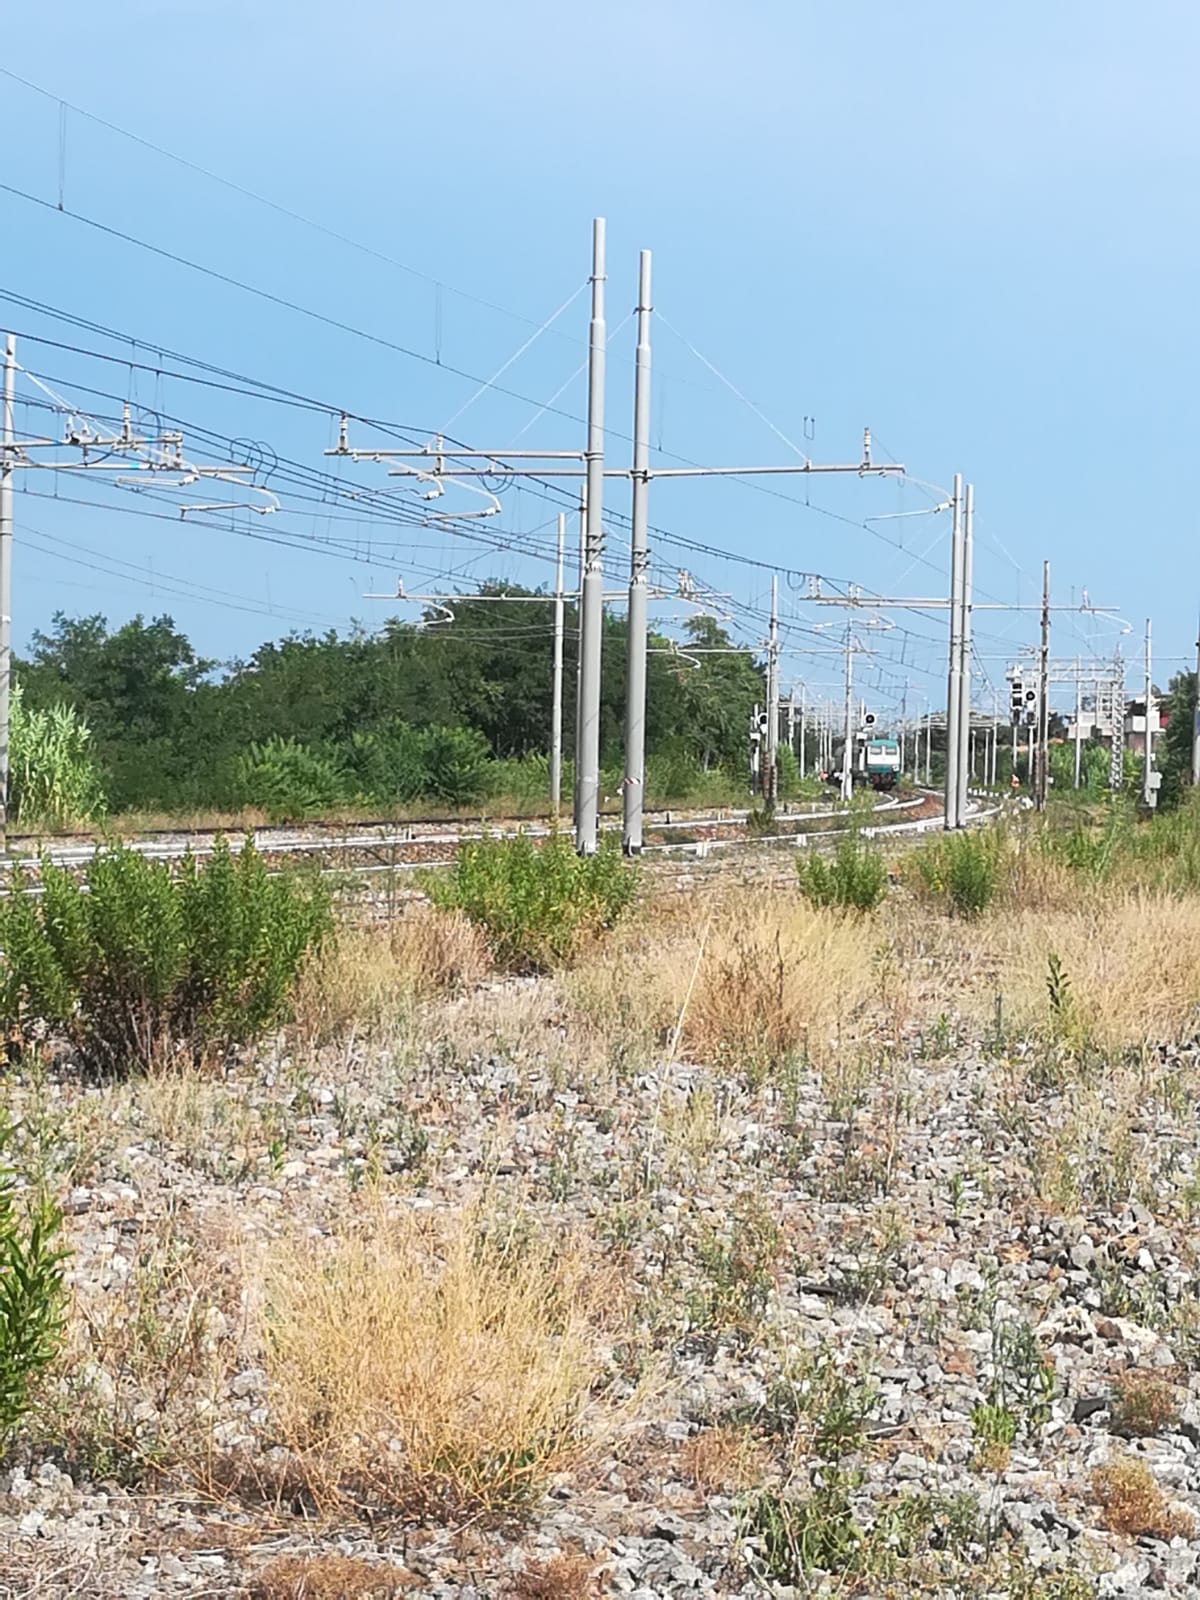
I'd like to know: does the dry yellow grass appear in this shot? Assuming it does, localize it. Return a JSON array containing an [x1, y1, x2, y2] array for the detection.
[[679, 1422, 772, 1493], [508, 1551, 602, 1599], [979, 892, 1200, 1050], [250, 1554, 416, 1598], [259, 1203, 626, 1520], [291, 911, 490, 1044], [568, 889, 890, 1080], [1091, 1454, 1194, 1539]]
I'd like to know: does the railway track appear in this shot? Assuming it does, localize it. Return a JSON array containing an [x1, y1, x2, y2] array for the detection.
[[0, 789, 997, 902]]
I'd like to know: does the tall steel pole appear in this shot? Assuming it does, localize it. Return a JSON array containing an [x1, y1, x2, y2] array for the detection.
[[573, 487, 585, 825], [841, 622, 855, 804], [622, 249, 652, 854], [798, 683, 807, 779], [1192, 614, 1200, 788], [764, 574, 780, 807], [1035, 561, 1050, 811], [0, 334, 13, 852], [1143, 617, 1155, 808], [1073, 670, 1083, 789], [550, 512, 566, 815], [576, 219, 607, 854], [954, 481, 973, 827], [944, 473, 964, 828]]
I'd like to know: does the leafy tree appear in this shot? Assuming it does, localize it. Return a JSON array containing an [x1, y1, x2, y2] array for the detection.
[[1159, 670, 1197, 810]]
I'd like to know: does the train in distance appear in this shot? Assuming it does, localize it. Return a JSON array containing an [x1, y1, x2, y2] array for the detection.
[[821, 735, 903, 793]]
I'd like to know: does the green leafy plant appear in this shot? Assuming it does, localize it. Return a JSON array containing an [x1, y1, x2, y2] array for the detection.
[[0, 838, 332, 1074], [796, 830, 886, 912], [912, 829, 997, 916], [425, 829, 637, 973], [0, 1118, 66, 1443], [9, 682, 105, 829], [230, 737, 350, 820]]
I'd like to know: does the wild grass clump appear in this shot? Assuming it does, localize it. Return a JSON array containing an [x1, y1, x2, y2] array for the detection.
[[980, 894, 1200, 1051], [1091, 1455, 1194, 1539], [0, 838, 331, 1074], [291, 911, 489, 1044], [911, 829, 998, 917], [663, 892, 883, 1076], [260, 1206, 619, 1521], [796, 830, 886, 912], [426, 830, 637, 973]]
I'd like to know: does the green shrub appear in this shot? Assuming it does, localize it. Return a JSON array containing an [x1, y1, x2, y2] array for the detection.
[[345, 726, 432, 805], [230, 737, 351, 820], [0, 839, 332, 1074], [0, 1121, 66, 1444], [796, 831, 886, 912], [421, 725, 491, 807], [426, 830, 637, 972], [9, 683, 105, 829], [936, 831, 997, 916]]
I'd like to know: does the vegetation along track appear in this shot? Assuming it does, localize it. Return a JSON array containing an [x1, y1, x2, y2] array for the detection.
[[0, 790, 969, 901]]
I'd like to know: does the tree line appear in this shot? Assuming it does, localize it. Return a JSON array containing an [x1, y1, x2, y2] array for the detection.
[[15, 588, 766, 818]]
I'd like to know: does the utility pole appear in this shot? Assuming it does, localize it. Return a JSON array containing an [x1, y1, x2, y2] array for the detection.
[[764, 574, 780, 807], [1192, 614, 1200, 788], [576, 218, 608, 853], [550, 511, 566, 815], [1035, 560, 1050, 811], [622, 249, 652, 853], [944, 473, 964, 828], [573, 488, 585, 826], [1143, 617, 1155, 809], [841, 621, 855, 804], [1073, 670, 1083, 790], [954, 481, 973, 827], [0, 334, 12, 852], [798, 683, 807, 778], [925, 707, 932, 787]]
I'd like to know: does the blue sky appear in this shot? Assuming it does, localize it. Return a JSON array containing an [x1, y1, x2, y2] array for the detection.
[[2, 1, 1197, 713]]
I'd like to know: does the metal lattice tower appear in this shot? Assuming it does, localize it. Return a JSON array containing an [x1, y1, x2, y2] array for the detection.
[[1108, 656, 1125, 794]]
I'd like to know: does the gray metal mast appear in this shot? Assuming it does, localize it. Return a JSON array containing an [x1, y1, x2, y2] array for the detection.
[[1192, 614, 1200, 788], [550, 511, 566, 815], [840, 621, 855, 804], [764, 574, 780, 807], [944, 473, 964, 828], [577, 218, 607, 853], [1035, 561, 1050, 811], [1073, 669, 1083, 789], [798, 683, 807, 778], [622, 249, 652, 853], [573, 489, 586, 825], [1143, 617, 1155, 809], [954, 481, 973, 827], [0, 334, 13, 851]]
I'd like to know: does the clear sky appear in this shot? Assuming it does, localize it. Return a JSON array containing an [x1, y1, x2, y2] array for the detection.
[[1, 1, 1197, 714]]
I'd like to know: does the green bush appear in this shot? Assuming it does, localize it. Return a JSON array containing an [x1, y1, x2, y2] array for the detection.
[[426, 829, 638, 972], [230, 737, 351, 820], [796, 830, 887, 912], [9, 683, 105, 830], [915, 830, 997, 917], [421, 725, 491, 807], [0, 839, 332, 1074], [0, 1121, 66, 1444]]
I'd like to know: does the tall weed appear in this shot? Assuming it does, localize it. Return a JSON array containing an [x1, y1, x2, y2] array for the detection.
[[0, 1123, 65, 1445], [0, 839, 331, 1074], [796, 831, 886, 912], [426, 831, 637, 973]]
